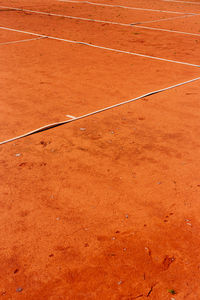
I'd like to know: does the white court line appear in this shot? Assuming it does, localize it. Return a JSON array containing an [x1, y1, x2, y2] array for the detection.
[[132, 13, 198, 25], [1, 76, 200, 145], [0, 26, 199, 68], [0, 5, 130, 27], [58, 0, 195, 14], [0, 6, 200, 36], [135, 24, 200, 37], [0, 6, 199, 37], [0, 5, 196, 28], [0, 36, 46, 45], [163, 0, 200, 4], [66, 115, 76, 119]]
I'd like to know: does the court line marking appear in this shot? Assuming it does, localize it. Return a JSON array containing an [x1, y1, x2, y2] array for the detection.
[[163, 0, 200, 4], [0, 26, 199, 68], [1, 76, 200, 145], [0, 5, 196, 28], [0, 36, 46, 45], [134, 24, 200, 37], [58, 0, 195, 14], [0, 5, 131, 27], [1, 6, 199, 37], [133, 13, 198, 24], [66, 115, 76, 119]]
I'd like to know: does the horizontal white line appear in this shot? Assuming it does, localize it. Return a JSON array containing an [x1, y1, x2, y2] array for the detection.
[[58, 0, 195, 14], [135, 24, 200, 37], [163, 0, 200, 4], [0, 26, 199, 68], [0, 5, 196, 28], [0, 36, 46, 45], [1, 76, 200, 145]]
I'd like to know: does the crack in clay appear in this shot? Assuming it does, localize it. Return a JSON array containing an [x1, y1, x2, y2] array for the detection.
[[147, 283, 158, 297]]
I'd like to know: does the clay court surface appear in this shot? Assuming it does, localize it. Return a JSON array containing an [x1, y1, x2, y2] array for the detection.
[[0, 0, 200, 299]]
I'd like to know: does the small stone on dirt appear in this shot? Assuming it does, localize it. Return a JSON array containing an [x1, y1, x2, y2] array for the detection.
[[80, 128, 86, 131], [16, 288, 23, 293], [15, 153, 21, 157]]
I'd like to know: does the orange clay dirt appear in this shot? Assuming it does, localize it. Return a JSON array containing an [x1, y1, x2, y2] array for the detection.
[[0, 0, 200, 299]]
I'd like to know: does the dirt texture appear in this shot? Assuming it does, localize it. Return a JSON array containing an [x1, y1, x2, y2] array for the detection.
[[0, 0, 200, 299]]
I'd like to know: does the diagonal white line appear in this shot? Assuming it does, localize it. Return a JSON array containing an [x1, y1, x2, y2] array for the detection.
[[0, 5, 130, 27], [134, 24, 200, 37], [66, 115, 76, 119], [0, 26, 199, 68], [1, 5, 199, 37], [1, 76, 200, 145], [163, 0, 200, 4], [58, 0, 196, 14], [0, 36, 46, 45], [132, 13, 197, 25], [0, 5, 196, 27]]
